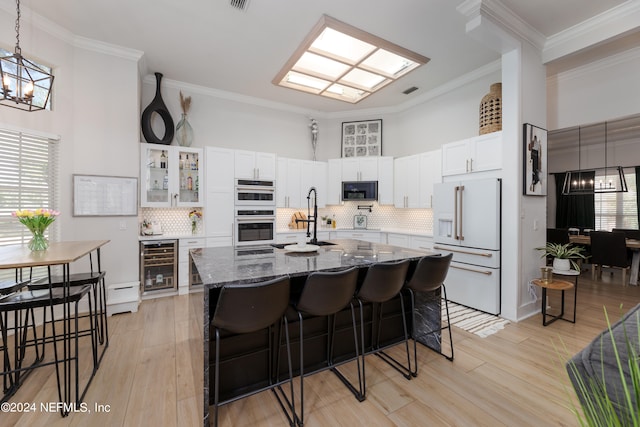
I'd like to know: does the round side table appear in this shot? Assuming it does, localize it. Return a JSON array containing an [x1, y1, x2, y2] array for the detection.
[[531, 277, 576, 326]]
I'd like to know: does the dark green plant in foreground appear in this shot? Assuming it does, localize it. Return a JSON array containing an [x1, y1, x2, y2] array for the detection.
[[564, 307, 639, 427]]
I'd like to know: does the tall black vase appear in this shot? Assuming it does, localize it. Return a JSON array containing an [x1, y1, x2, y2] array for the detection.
[[141, 72, 174, 145]]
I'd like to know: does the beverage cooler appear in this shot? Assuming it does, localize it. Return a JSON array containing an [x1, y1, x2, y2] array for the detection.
[[140, 240, 178, 293]]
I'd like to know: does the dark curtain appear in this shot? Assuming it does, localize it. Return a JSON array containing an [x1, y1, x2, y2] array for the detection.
[[554, 172, 595, 229], [636, 166, 640, 226]]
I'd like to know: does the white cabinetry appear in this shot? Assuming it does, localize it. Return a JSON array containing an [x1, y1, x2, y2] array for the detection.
[[277, 158, 327, 208], [341, 157, 379, 181], [441, 131, 502, 177], [410, 235, 434, 251], [277, 158, 302, 208], [178, 237, 205, 294], [377, 157, 394, 205], [234, 149, 276, 180], [205, 147, 234, 244], [387, 233, 410, 247], [394, 155, 420, 208], [326, 159, 342, 205], [419, 149, 441, 208], [335, 230, 381, 243], [140, 144, 203, 208]]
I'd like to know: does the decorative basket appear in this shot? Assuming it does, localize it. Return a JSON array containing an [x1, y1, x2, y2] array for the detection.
[[479, 82, 502, 135]]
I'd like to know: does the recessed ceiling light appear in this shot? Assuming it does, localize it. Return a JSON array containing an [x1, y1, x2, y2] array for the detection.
[[273, 15, 429, 104]]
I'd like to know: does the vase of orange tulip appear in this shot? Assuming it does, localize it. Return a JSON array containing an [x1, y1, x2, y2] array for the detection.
[[12, 208, 60, 251]]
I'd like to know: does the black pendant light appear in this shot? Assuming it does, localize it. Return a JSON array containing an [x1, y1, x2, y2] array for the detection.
[[562, 122, 628, 195], [0, 0, 54, 112]]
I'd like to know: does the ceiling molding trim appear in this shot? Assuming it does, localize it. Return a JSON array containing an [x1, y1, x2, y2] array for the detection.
[[548, 45, 640, 86], [73, 36, 144, 61], [543, 1, 640, 63], [142, 74, 324, 118], [457, 0, 546, 51]]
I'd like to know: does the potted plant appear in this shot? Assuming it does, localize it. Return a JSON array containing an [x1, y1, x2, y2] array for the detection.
[[536, 242, 587, 271]]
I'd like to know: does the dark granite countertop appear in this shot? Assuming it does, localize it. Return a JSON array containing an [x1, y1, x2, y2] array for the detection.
[[191, 239, 435, 288]]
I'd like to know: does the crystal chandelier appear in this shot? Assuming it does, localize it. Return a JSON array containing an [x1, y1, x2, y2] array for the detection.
[[0, 0, 54, 112]]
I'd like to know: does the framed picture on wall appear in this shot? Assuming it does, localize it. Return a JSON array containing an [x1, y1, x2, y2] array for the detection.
[[341, 119, 382, 157], [523, 123, 548, 196]]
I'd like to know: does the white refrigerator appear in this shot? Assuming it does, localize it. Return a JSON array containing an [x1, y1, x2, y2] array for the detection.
[[433, 178, 501, 314]]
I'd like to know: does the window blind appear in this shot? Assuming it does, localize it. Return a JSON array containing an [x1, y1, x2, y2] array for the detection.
[[0, 128, 59, 280], [594, 170, 638, 231]]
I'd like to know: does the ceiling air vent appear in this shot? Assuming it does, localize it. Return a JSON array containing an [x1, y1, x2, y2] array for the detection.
[[230, 0, 250, 11], [403, 86, 419, 95]]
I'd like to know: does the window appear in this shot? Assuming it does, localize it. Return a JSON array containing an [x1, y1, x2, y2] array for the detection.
[[594, 169, 638, 231], [0, 127, 59, 280]]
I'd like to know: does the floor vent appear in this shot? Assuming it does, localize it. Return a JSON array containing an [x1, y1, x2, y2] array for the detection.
[[230, 0, 250, 11]]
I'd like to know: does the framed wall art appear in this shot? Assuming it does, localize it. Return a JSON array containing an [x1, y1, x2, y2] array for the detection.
[[341, 119, 382, 157], [523, 123, 548, 196]]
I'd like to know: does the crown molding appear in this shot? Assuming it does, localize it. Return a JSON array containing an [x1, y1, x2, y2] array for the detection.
[[457, 0, 546, 51], [73, 36, 143, 61], [547, 45, 640, 87], [543, 1, 640, 63]]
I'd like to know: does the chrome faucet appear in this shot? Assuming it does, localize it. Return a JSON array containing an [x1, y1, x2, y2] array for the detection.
[[295, 187, 318, 244]]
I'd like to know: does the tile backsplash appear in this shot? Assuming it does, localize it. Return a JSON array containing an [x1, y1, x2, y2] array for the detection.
[[139, 207, 202, 235], [276, 202, 433, 232]]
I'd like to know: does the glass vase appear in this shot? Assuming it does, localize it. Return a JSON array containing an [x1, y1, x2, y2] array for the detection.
[[176, 113, 194, 147], [28, 229, 49, 251]]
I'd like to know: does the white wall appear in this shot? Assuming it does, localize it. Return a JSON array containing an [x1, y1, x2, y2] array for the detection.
[[0, 6, 141, 285]]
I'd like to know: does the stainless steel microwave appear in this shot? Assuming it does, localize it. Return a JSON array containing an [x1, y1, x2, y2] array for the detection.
[[342, 181, 378, 201]]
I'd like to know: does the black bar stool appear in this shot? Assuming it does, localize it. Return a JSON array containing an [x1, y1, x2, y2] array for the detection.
[[29, 271, 107, 370], [210, 276, 295, 427], [0, 271, 92, 405], [0, 279, 31, 397], [284, 267, 361, 426], [404, 253, 454, 376], [355, 259, 411, 398]]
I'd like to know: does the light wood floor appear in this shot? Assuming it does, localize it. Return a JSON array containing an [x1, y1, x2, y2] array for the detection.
[[3, 271, 639, 426]]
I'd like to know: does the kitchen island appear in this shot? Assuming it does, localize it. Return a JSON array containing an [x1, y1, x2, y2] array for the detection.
[[191, 239, 441, 426]]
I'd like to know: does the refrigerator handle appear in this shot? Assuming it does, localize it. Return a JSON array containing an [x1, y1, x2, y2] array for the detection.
[[453, 186, 458, 240], [459, 185, 464, 241]]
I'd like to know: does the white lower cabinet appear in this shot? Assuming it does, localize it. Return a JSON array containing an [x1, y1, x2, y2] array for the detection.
[[334, 230, 381, 243], [387, 233, 410, 247], [178, 237, 205, 295], [410, 235, 434, 251]]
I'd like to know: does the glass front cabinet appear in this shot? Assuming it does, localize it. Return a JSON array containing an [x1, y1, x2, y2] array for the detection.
[[140, 143, 203, 207]]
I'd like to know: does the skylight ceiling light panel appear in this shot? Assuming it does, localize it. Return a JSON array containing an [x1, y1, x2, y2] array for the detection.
[[293, 52, 350, 80], [361, 49, 419, 78], [340, 68, 387, 91], [282, 71, 330, 93], [310, 27, 375, 65], [323, 83, 369, 103]]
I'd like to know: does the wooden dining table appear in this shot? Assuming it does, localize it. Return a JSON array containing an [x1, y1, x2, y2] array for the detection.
[[569, 235, 640, 285], [0, 240, 109, 413]]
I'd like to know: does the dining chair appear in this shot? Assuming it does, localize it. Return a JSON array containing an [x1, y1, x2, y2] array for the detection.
[[590, 231, 631, 286]]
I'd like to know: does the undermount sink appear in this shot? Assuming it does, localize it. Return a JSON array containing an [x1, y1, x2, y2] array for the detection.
[[270, 241, 336, 249]]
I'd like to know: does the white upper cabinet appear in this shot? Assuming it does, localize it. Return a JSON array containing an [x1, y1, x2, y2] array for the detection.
[[234, 149, 276, 180], [419, 149, 441, 208], [277, 158, 327, 209], [326, 159, 342, 205], [205, 147, 234, 238], [341, 157, 379, 181], [394, 155, 420, 208], [276, 157, 302, 208], [140, 144, 203, 208], [441, 131, 502, 176], [377, 156, 394, 205]]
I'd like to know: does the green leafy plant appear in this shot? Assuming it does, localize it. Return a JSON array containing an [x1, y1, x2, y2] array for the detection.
[[562, 307, 639, 427], [536, 242, 587, 271]]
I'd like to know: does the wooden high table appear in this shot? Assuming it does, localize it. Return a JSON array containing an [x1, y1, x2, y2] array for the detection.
[[0, 240, 109, 414], [570, 235, 640, 285]]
